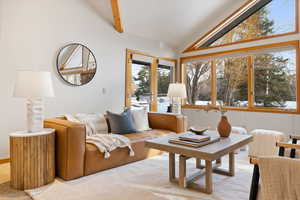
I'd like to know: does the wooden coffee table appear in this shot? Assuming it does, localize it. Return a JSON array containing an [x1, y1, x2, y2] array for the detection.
[[145, 131, 253, 194]]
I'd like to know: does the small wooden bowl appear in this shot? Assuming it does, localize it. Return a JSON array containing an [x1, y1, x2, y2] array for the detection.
[[189, 127, 209, 135]]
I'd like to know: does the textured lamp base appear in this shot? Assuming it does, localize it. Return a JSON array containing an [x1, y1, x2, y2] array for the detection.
[[172, 103, 182, 114], [171, 97, 182, 114], [27, 98, 44, 133]]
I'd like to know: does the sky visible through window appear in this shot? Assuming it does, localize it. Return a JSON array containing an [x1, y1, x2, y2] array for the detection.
[[267, 0, 296, 77], [209, 0, 296, 47], [267, 0, 295, 33]]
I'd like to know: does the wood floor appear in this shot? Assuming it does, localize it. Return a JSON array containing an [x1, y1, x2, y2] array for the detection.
[[0, 163, 31, 200], [0, 163, 10, 183]]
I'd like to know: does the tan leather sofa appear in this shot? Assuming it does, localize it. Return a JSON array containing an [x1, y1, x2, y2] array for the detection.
[[44, 112, 187, 181]]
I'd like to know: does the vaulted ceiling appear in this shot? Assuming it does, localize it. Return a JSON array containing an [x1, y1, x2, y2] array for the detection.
[[94, 0, 246, 50]]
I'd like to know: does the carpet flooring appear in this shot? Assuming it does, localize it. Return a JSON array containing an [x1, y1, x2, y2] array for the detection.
[[22, 152, 253, 200]]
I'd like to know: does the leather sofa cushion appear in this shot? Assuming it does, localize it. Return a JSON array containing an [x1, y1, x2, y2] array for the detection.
[[123, 129, 174, 143], [86, 129, 173, 153], [84, 129, 174, 176]]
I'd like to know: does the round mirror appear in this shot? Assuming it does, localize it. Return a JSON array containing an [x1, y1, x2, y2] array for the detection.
[[56, 43, 97, 86]]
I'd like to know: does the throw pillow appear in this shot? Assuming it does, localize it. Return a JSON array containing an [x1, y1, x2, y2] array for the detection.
[[131, 108, 151, 132], [65, 113, 108, 136], [106, 109, 137, 134], [76, 113, 108, 133]]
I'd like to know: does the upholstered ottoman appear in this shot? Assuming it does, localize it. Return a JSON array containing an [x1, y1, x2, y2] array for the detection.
[[248, 129, 288, 157]]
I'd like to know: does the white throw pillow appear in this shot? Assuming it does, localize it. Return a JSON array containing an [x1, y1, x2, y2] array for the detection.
[[65, 113, 108, 136], [130, 108, 151, 132]]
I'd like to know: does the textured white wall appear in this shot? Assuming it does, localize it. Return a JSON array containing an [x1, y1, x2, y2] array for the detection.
[[183, 109, 300, 136], [0, 0, 176, 158]]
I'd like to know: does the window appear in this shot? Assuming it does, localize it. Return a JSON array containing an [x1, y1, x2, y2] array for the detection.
[[184, 0, 298, 52], [253, 49, 297, 110], [185, 61, 212, 105], [211, 0, 296, 47], [181, 41, 299, 113], [157, 64, 174, 112], [125, 49, 176, 113], [216, 57, 248, 107], [131, 61, 151, 111]]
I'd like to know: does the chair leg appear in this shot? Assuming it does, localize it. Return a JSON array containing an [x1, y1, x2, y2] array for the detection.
[[249, 164, 260, 200]]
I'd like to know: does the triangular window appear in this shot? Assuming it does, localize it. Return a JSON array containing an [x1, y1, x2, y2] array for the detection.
[[185, 0, 297, 51]]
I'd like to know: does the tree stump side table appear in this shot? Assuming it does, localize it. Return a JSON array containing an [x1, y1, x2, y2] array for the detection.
[[10, 128, 55, 190]]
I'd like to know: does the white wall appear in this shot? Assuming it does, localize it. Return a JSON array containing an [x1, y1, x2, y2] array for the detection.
[[0, 0, 176, 158], [183, 109, 300, 136]]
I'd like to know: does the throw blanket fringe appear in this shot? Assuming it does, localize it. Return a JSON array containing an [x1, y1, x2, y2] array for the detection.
[[86, 134, 135, 159]]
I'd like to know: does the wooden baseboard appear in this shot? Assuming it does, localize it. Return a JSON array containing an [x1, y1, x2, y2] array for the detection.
[[0, 158, 10, 164]]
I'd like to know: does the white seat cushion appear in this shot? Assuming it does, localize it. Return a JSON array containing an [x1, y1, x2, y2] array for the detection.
[[231, 126, 247, 135], [249, 129, 288, 157], [231, 126, 248, 151]]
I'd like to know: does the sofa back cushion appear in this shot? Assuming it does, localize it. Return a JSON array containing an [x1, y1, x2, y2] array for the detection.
[[65, 113, 108, 136], [131, 108, 151, 132], [106, 109, 137, 134]]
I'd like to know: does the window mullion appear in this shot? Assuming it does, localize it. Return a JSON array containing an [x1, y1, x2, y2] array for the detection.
[[211, 61, 217, 105], [247, 56, 254, 109], [150, 58, 158, 112], [181, 63, 187, 105], [125, 51, 133, 108]]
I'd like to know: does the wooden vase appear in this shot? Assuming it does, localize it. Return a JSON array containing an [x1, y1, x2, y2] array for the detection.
[[217, 115, 231, 137]]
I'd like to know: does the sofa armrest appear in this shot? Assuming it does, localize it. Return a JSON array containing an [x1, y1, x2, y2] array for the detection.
[[148, 112, 187, 133], [44, 118, 86, 180]]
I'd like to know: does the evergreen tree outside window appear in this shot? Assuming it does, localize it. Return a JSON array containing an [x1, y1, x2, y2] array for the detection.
[[131, 63, 151, 111], [157, 65, 174, 112], [210, 0, 296, 47], [253, 49, 296, 109]]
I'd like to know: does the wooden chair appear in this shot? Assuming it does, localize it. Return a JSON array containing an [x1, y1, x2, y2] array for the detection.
[[249, 135, 300, 200]]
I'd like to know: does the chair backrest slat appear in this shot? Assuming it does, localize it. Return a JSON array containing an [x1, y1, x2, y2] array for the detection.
[[278, 146, 285, 157], [290, 138, 298, 158]]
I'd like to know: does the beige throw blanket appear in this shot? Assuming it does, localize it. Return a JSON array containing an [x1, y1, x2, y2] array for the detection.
[[86, 134, 134, 159], [65, 114, 134, 158], [259, 156, 300, 200]]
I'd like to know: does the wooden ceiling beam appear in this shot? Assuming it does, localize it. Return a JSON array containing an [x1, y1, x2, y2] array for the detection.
[[110, 0, 123, 33]]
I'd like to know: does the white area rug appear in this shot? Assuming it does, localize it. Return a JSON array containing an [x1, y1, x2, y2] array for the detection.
[[25, 153, 253, 200]]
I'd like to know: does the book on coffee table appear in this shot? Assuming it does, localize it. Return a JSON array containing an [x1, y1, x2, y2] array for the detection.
[[169, 135, 220, 148], [179, 135, 210, 143]]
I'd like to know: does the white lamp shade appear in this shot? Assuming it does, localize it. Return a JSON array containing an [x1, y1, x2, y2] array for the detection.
[[13, 71, 55, 98], [167, 83, 187, 98]]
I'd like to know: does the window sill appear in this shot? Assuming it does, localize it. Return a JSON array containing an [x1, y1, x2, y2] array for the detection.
[[182, 105, 300, 115]]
